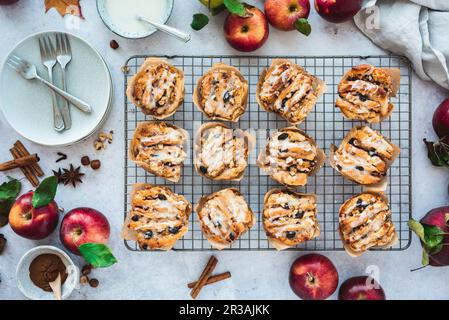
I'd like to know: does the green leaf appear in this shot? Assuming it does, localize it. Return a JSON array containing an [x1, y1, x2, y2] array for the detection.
[[191, 13, 209, 31], [423, 138, 449, 168], [223, 0, 246, 17], [32, 176, 58, 209], [79, 243, 117, 268], [423, 225, 444, 248], [0, 198, 14, 227], [408, 219, 425, 242], [422, 249, 429, 266], [295, 18, 312, 36], [0, 179, 21, 202]]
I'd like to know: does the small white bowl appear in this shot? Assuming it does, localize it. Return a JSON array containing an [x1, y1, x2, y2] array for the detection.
[[96, 0, 174, 39], [16, 246, 79, 300]]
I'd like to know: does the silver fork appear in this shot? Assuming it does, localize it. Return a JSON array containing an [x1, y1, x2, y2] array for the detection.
[[55, 33, 72, 130], [39, 36, 64, 131], [7, 55, 92, 114]]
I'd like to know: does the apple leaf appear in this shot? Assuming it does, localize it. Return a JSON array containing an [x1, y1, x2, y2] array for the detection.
[[422, 249, 429, 266], [32, 176, 58, 209], [0, 179, 21, 202], [79, 243, 117, 268], [191, 13, 209, 31], [44, 0, 84, 19], [295, 18, 312, 36], [408, 219, 425, 242], [0, 178, 21, 228], [223, 0, 247, 17], [0, 198, 14, 228], [423, 138, 449, 168], [423, 225, 444, 249]]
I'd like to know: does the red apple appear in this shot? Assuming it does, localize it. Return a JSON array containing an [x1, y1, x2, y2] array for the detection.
[[264, 0, 310, 31], [339, 276, 386, 300], [224, 4, 269, 52], [314, 0, 362, 23], [432, 98, 449, 144], [289, 253, 339, 300], [60, 207, 110, 255], [9, 191, 59, 240]]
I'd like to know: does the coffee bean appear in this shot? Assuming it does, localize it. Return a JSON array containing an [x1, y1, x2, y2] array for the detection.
[[110, 40, 119, 50]]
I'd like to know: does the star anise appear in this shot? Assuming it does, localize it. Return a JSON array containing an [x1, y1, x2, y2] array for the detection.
[[53, 168, 64, 184], [61, 164, 85, 188]]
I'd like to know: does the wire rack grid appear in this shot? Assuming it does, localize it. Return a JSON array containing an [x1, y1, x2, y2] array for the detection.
[[124, 55, 412, 252]]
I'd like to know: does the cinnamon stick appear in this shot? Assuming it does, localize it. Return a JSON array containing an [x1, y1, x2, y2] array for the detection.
[[10, 148, 39, 187], [0, 154, 39, 172], [190, 256, 218, 299], [14, 140, 44, 177], [187, 272, 231, 289]]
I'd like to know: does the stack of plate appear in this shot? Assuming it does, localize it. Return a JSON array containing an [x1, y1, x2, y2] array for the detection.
[[0, 31, 112, 146]]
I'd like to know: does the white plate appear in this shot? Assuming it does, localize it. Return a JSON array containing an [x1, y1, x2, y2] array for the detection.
[[0, 31, 112, 146]]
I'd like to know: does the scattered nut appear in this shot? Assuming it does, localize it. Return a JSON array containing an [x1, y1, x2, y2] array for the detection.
[[121, 65, 130, 74], [110, 40, 119, 50], [81, 264, 92, 276], [81, 156, 91, 166], [0, 234, 6, 255], [91, 160, 101, 170], [80, 275, 89, 285], [89, 278, 99, 288], [94, 140, 105, 151]]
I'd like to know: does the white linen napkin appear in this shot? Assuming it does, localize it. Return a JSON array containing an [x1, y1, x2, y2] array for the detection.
[[354, 0, 449, 90]]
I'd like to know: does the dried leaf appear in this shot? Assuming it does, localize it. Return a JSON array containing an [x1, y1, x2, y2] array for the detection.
[[44, 0, 84, 19]]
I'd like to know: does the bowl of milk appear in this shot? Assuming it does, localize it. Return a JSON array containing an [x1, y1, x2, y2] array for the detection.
[[97, 0, 174, 39]]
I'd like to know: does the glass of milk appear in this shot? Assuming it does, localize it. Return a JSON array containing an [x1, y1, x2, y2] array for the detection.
[[97, 0, 174, 39]]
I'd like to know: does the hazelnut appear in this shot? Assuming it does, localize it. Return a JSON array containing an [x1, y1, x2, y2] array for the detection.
[[89, 278, 99, 288], [94, 140, 105, 151], [91, 160, 101, 170], [80, 275, 89, 285], [81, 264, 92, 276], [81, 156, 90, 166], [110, 40, 119, 50]]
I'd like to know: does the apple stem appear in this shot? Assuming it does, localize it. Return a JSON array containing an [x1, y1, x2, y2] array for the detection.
[[410, 264, 428, 272], [306, 272, 315, 284]]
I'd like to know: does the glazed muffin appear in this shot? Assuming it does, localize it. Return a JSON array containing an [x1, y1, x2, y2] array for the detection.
[[129, 122, 188, 182], [194, 122, 254, 181], [257, 127, 325, 186], [123, 184, 192, 251], [330, 126, 400, 186], [263, 189, 320, 251], [193, 63, 248, 122], [126, 58, 184, 119], [339, 192, 397, 256], [336, 64, 399, 123], [256, 59, 326, 125], [195, 188, 255, 250]]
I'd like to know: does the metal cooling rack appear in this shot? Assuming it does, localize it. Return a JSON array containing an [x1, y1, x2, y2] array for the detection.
[[124, 55, 412, 252]]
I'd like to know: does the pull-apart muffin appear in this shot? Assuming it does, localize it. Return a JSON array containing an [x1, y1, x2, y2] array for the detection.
[[330, 126, 400, 186], [339, 192, 397, 256], [193, 63, 248, 122], [256, 59, 326, 124], [126, 58, 184, 119], [336, 64, 400, 123], [129, 122, 188, 182], [263, 189, 320, 250], [195, 188, 255, 250], [194, 122, 254, 181], [257, 127, 325, 186], [123, 184, 191, 251]]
